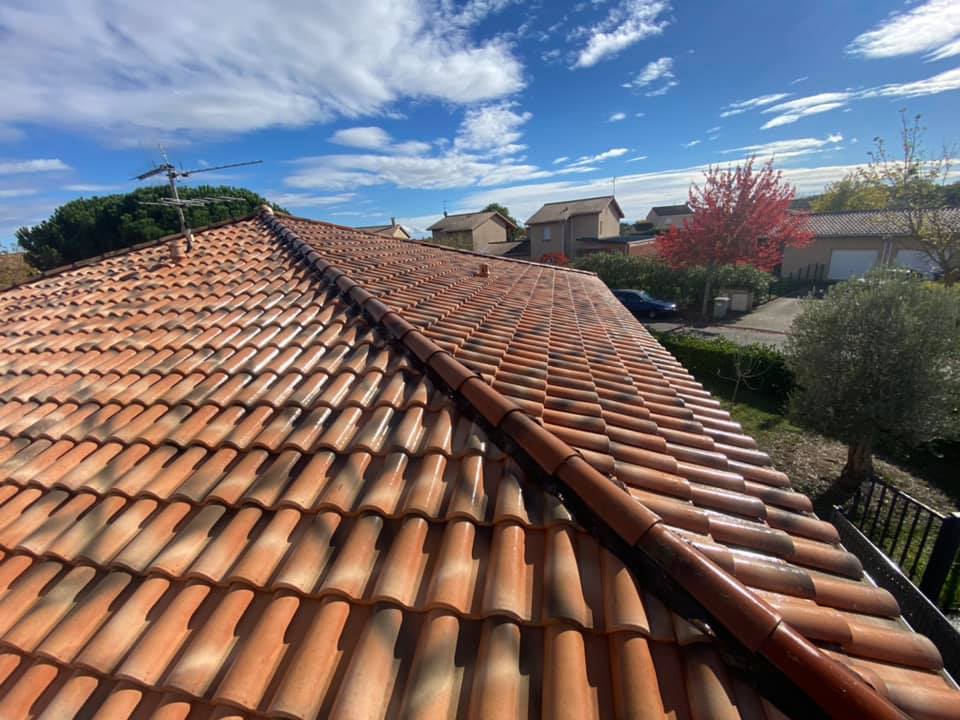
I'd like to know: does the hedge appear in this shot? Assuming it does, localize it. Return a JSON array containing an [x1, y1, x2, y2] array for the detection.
[[653, 332, 793, 403], [572, 253, 773, 309]]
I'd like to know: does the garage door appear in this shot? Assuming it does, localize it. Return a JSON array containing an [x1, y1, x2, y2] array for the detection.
[[894, 249, 937, 276], [828, 249, 879, 280]]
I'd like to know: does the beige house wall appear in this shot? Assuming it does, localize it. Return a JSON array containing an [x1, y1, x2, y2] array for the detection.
[[431, 229, 473, 250], [597, 205, 621, 239], [472, 216, 511, 253], [780, 236, 927, 278], [529, 221, 563, 260]]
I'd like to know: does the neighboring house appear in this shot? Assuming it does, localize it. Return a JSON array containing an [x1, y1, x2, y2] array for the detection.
[[355, 218, 411, 239], [526, 195, 624, 260], [646, 203, 692, 230], [0, 207, 954, 718], [427, 210, 519, 255], [781, 209, 960, 280]]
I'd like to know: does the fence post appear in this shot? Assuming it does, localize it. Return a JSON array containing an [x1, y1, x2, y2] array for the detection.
[[919, 512, 960, 605]]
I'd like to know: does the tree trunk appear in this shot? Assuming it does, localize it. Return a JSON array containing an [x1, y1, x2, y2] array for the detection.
[[701, 271, 713, 318], [813, 440, 874, 515]]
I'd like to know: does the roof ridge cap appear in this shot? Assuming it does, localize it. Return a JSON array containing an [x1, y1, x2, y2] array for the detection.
[[257, 208, 904, 720]]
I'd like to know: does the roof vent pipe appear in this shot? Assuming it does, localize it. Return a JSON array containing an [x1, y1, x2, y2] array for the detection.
[[477, 263, 490, 278], [169, 237, 186, 264]]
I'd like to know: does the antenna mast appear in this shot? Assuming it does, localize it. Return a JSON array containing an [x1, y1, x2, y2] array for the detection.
[[132, 148, 262, 256]]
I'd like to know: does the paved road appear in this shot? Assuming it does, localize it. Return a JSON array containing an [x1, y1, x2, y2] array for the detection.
[[645, 297, 804, 349]]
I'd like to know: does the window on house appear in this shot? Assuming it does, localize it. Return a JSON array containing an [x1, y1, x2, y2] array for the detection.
[[544, 226, 552, 240]]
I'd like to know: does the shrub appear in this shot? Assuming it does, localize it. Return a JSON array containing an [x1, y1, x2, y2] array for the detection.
[[572, 254, 772, 309], [785, 269, 960, 494], [655, 332, 792, 403]]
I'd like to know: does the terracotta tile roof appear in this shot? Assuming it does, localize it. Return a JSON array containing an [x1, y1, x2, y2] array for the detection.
[[805, 209, 960, 237], [0, 209, 953, 719], [427, 210, 517, 232]]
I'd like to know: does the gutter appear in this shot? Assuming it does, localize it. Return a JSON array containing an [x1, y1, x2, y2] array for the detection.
[[257, 206, 909, 720]]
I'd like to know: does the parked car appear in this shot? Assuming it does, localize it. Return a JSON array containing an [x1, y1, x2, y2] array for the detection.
[[612, 288, 678, 319]]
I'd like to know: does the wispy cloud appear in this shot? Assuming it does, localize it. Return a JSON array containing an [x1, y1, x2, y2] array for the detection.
[[720, 133, 844, 159], [626, 155, 648, 162], [0, 159, 70, 175], [847, 0, 960, 61], [759, 67, 960, 128], [63, 183, 123, 193], [0, 1, 524, 141], [268, 192, 355, 208], [566, 147, 630, 167], [681, 139, 701, 149], [646, 81, 678, 97], [608, 112, 627, 122], [0, 189, 36, 198], [553, 156, 570, 165], [329, 127, 393, 150], [790, 75, 809, 85], [454, 103, 532, 157], [720, 93, 791, 118], [572, 0, 671, 68], [623, 56, 674, 89]]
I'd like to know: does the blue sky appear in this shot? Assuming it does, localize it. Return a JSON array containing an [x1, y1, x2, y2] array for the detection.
[[1, 0, 959, 244]]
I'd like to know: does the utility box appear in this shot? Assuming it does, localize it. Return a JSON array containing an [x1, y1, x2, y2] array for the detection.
[[721, 288, 754, 313], [713, 296, 730, 319]]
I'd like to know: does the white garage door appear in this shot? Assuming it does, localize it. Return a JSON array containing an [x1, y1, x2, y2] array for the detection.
[[894, 249, 937, 276], [828, 249, 879, 280]]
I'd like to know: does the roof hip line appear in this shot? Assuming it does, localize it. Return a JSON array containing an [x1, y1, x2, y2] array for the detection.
[[255, 205, 908, 720]]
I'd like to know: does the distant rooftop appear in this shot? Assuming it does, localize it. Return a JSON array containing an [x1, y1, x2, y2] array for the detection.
[[649, 203, 691, 216], [526, 195, 624, 225], [428, 210, 516, 232], [806, 208, 960, 237]]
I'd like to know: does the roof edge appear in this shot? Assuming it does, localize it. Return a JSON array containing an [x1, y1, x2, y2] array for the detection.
[[256, 206, 907, 720]]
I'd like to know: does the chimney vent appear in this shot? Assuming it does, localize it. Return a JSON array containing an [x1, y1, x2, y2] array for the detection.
[[391, 216, 396, 226], [477, 263, 490, 278], [169, 237, 186, 264]]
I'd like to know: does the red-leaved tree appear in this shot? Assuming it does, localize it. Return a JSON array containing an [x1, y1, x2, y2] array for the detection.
[[657, 157, 812, 315]]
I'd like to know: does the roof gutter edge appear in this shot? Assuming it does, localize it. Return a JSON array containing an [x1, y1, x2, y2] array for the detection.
[[257, 206, 908, 720]]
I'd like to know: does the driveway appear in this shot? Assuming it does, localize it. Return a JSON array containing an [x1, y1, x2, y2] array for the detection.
[[645, 297, 805, 349]]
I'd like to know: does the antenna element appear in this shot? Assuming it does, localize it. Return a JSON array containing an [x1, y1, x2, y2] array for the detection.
[[132, 147, 262, 255]]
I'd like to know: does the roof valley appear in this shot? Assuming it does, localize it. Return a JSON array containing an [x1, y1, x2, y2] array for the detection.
[[257, 208, 907, 720]]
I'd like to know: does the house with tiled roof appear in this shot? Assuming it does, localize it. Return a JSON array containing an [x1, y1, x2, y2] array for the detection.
[[427, 210, 520, 256], [354, 219, 411, 240], [646, 203, 692, 231], [526, 195, 625, 261], [782, 209, 960, 281], [0, 207, 954, 719]]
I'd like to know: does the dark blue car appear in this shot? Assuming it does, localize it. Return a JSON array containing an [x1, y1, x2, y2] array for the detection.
[[612, 288, 678, 319]]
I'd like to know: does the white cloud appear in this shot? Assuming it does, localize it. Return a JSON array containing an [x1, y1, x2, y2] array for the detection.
[[720, 133, 844, 159], [706, 126, 721, 134], [454, 103, 531, 156], [0, 159, 70, 175], [63, 183, 123, 193], [0, 189, 36, 198], [608, 112, 627, 122], [681, 139, 700, 148], [623, 56, 674, 89], [759, 68, 960, 128], [847, 0, 960, 61], [553, 156, 570, 164], [635, 112, 646, 118], [627, 155, 648, 162], [720, 93, 792, 118], [329, 127, 392, 149], [0, 1, 524, 140], [790, 76, 809, 85], [572, 0, 671, 68], [645, 81, 677, 96], [268, 192, 355, 208], [566, 147, 630, 167]]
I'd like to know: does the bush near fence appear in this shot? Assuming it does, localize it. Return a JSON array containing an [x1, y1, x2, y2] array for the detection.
[[572, 254, 773, 309], [653, 332, 793, 403]]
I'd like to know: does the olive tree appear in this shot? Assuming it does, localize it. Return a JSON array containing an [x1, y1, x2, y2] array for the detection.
[[785, 269, 960, 498]]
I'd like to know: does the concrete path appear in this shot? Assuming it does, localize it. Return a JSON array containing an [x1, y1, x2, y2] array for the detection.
[[645, 297, 805, 349]]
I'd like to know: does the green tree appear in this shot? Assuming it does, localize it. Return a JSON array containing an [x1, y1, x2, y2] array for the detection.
[[809, 171, 889, 212], [17, 186, 285, 271], [482, 202, 521, 240], [865, 112, 960, 284], [785, 269, 960, 500]]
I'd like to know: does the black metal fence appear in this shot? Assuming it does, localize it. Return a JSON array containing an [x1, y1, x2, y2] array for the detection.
[[844, 478, 960, 610]]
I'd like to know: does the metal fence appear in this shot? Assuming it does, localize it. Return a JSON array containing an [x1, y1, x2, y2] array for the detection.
[[844, 478, 960, 610]]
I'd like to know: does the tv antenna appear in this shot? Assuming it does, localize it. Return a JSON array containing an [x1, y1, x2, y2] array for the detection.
[[132, 147, 262, 252]]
